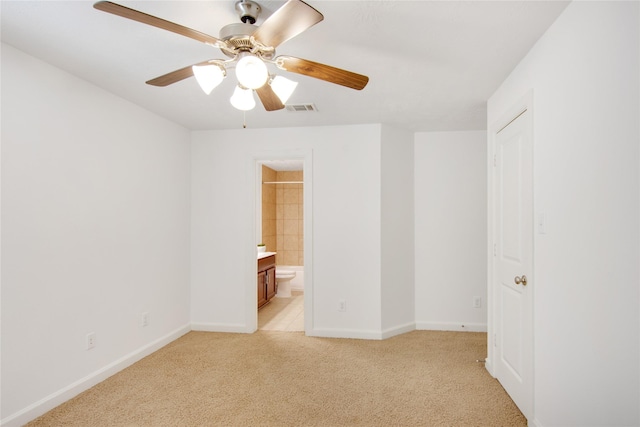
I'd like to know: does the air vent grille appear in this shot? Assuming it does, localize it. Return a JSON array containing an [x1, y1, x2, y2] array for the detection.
[[285, 104, 318, 112]]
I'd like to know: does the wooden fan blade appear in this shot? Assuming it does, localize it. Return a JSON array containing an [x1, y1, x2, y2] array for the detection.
[[94, 1, 222, 47], [146, 60, 215, 87], [277, 56, 369, 90], [256, 84, 285, 111], [252, 0, 323, 48]]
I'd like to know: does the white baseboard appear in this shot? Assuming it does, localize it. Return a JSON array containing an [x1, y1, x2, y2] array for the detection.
[[381, 322, 416, 339], [529, 418, 543, 427], [307, 328, 386, 340], [485, 359, 495, 377], [308, 323, 416, 340], [190, 322, 251, 333], [415, 321, 487, 332], [1, 324, 191, 427]]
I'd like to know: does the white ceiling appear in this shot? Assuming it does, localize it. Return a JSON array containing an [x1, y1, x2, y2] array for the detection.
[[1, 0, 569, 132]]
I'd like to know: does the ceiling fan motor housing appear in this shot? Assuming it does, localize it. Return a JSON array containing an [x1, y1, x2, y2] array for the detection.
[[219, 22, 275, 59], [235, 1, 261, 24], [219, 23, 255, 47]]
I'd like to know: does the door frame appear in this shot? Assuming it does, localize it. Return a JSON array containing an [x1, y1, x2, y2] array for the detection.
[[248, 148, 313, 333], [486, 90, 534, 415]]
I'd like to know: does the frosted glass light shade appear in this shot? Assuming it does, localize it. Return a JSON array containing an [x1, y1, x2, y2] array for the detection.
[[271, 75, 298, 104], [192, 64, 225, 95], [235, 55, 268, 89], [230, 85, 256, 111]]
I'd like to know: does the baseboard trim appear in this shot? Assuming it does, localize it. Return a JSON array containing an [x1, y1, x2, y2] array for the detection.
[[1, 324, 191, 427], [307, 328, 386, 340], [190, 322, 251, 333], [485, 359, 495, 377], [307, 323, 416, 341], [415, 321, 487, 332], [381, 322, 416, 339], [529, 418, 543, 427]]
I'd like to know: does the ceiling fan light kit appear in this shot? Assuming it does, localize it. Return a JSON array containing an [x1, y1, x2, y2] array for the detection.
[[270, 76, 298, 104], [235, 53, 269, 90], [192, 64, 226, 95], [93, 0, 369, 114], [230, 85, 257, 111]]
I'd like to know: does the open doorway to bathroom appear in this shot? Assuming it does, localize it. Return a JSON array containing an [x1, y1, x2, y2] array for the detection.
[[257, 160, 305, 332]]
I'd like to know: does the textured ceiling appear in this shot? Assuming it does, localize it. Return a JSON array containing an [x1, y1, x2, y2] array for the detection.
[[1, 1, 569, 132]]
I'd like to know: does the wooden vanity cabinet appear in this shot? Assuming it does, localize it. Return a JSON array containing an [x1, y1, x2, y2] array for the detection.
[[265, 267, 276, 300], [258, 254, 277, 309], [257, 272, 267, 308]]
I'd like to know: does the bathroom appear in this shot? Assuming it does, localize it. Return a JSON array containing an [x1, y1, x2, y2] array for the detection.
[[257, 161, 304, 331]]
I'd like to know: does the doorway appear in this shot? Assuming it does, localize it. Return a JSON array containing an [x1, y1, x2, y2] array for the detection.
[[252, 151, 313, 334]]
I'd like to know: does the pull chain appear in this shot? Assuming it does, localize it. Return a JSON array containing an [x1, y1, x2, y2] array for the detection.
[[243, 111, 247, 129]]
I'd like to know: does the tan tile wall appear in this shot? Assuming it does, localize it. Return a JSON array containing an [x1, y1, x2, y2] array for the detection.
[[276, 171, 304, 266], [261, 166, 277, 254]]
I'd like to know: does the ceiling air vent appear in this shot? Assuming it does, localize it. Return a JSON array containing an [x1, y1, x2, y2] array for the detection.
[[285, 103, 318, 112]]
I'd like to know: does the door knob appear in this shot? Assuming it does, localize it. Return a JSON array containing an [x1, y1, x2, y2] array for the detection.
[[514, 275, 528, 286]]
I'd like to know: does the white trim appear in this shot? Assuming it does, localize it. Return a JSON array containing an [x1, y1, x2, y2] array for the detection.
[[381, 322, 416, 339], [0, 324, 191, 427], [307, 328, 387, 340], [301, 152, 313, 335], [415, 321, 487, 332], [190, 323, 252, 333], [308, 323, 416, 340], [485, 359, 495, 377], [529, 418, 544, 427]]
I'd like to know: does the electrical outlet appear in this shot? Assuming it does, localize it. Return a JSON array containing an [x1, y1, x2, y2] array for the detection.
[[86, 332, 96, 350], [338, 299, 346, 312], [473, 296, 482, 308], [141, 312, 149, 327]]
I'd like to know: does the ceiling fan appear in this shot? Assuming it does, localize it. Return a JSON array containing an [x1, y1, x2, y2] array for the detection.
[[93, 0, 369, 112]]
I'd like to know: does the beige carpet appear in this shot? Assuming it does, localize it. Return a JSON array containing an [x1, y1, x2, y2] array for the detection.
[[28, 330, 526, 426]]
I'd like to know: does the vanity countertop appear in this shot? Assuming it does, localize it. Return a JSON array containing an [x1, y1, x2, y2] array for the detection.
[[257, 251, 276, 260]]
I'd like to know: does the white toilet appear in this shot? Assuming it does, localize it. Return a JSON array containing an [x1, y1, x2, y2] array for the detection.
[[275, 269, 296, 298]]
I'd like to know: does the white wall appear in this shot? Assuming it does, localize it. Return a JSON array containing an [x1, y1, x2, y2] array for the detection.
[[190, 125, 388, 338], [487, 2, 639, 426], [414, 131, 488, 331], [1, 44, 191, 426], [380, 125, 415, 335], [191, 124, 417, 339]]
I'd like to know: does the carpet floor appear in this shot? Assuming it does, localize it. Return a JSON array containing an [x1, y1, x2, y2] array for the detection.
[[27, 330, 526, 426]]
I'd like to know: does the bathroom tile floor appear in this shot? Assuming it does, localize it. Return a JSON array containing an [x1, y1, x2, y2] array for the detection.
[[258, 291, 304, 332]]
